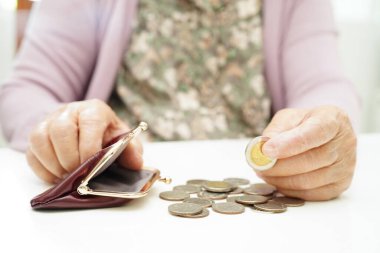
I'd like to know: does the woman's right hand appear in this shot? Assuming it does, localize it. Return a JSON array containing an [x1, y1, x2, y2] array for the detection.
[[26, 99, 143, 184]]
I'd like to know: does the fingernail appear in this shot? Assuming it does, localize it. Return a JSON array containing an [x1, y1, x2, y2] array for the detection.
[[262, 142, 278, 158], [62, 173, 69, 179]]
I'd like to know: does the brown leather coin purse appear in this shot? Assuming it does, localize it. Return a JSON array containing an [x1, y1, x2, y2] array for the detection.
[[31, 122, 170, 210]]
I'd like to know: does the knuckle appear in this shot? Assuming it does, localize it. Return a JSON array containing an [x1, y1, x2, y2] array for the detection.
[[288, 175, 313, 190], [29, 125, 48, 147], [50, 119, 77, 137]]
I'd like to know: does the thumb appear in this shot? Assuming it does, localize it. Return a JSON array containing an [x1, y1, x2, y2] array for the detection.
[[118, 138, 144, 170], [104, 120, 144, 170]]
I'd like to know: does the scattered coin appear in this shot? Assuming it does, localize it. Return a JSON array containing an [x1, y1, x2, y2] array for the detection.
[[183, 208, 210, 218], [228, 187, 244, 195], [198, 190, 228, 200], [212, 202, 245, 215], [272, 196, 305, 207], [173, 184, 201, 194], [168, 203, 203, 216], [226, 195, 243, 203], [184, 198, 213, 208], [186, 179, 207, 187], [202, 181, 234, 193], [245, 136, 277, 171], [254, 201, 287, 213], [223, 177, 250, 186], [159, 191, 190, 201], [160, 178, 306, 218], [244, 183, 276, 196], [236, 195, 269, 205]]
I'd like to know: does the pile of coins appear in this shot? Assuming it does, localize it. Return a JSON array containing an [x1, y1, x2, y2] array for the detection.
[[159, 178, 305, 218]]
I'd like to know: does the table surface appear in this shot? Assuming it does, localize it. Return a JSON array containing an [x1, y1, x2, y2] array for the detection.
[[1, 134, 380, 253]]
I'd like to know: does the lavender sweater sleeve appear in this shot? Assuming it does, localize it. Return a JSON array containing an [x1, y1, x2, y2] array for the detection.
[[279, 0, 360, 126], [0, 0, 99, 150]]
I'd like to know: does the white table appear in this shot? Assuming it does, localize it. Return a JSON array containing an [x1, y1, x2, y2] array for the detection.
[[1, 135, 380, 253]]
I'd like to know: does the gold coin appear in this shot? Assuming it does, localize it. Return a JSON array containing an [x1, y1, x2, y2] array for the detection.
[[245, 136, 277, 171]]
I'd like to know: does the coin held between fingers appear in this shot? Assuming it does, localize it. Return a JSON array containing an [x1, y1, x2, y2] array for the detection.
[[245, 136, 277, 171]]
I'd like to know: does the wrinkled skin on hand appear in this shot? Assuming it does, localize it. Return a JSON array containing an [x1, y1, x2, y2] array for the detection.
[[257, 105, 357, 201], [26, 99, 143, 184]]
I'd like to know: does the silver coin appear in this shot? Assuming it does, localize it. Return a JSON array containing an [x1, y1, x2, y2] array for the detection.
[[226, 195, 243, 203], [202, 181, 233, 193], [223, 177, 250, 186], [168, 203, 203, 216], [272, 196, 305, 207], [228, 187, 244, 195], [186, 179, 207, 187], [198, 191, 228, 200], [244, 183, 276, 196], [175, 208, 210, 218], [173, 184, 201, 194], [184, 197, 213, 208], [159, 191, 190, 201], [236, 195, 269, 205], [254, 200, 287, 213], [212, 202, 245, 215]]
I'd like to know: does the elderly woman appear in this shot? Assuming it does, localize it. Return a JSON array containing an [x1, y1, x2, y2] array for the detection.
[[0, 0, 359, 200]]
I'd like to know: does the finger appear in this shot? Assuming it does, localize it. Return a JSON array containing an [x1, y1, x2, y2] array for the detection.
[[262, 114, 340, 159], [78, 105, 113, 163], [277, 176, 353, 201], [26, 149, 57, 184], [29, 122, 67, 178], [262, 108, 307, 138], [260, 159, 354, 191], [118, 138, 144, 170], [257, 141, 339, 177], [49, 110, 80, 173]]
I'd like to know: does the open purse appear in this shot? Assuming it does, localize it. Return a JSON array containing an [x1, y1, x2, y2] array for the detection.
[[31, 122, 170, 210]]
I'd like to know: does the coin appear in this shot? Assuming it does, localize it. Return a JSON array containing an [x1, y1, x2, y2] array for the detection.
[[212, 202, 245, 215], [228, 187, 244, 195], [198, 191, 228, 200], [179, 208, 210, 218], [272, 196, 305, 207], [245, 136, 277, 171], [173, 184, 201, 194], [254, 201, 287, 213], [226, 195, 243, 203], [186, 179, 207, 187], [244, 183, 276, 196], [223, 177, 250, 186], [202, 181, 233, 193], [184, 197, 213, 208], [159, 191, 190, 201], [236, 195, 269, 205], [168, 203, 203, 216]]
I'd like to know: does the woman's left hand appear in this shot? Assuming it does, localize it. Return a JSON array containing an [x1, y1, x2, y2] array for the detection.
[[256, 105, 357, 201]]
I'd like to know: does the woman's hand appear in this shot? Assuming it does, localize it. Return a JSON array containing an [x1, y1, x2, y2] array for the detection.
[[26, 99, 143, 184], [256, 105, 357, 201]]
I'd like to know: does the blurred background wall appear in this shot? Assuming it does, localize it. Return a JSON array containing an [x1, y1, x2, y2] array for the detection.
[[0, 0, 380, 147]]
